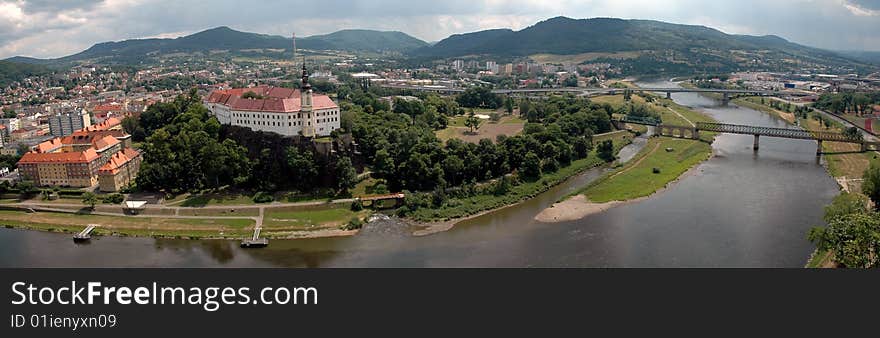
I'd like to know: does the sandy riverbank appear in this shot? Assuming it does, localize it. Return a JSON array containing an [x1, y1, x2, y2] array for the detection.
[[534, 195, 621, 223], [534, 154, 708, 223]]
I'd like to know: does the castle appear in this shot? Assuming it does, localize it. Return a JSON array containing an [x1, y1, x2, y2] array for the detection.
[[204, 64, 340, 137]]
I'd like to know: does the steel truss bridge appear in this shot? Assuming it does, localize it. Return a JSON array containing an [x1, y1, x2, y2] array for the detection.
[[614, 116, 880, 154]]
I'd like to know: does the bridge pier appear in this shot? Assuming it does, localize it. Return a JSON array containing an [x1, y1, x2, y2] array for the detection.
[[722, 93, 730, 106], [861, 142, 868, 153], [692, 127, 700, 140], [817, 140, 823, 155], [666, 92, 672, 100], [753, 135, 760, 151]]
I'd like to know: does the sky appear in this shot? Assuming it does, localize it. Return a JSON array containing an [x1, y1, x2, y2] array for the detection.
[[1, 0, 880, 59]]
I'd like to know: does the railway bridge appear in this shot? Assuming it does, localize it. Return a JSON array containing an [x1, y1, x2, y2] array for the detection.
[[614, 117, 880, 154]]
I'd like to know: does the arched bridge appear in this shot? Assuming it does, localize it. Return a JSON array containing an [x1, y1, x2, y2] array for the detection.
[[614, 117, 880, 154]]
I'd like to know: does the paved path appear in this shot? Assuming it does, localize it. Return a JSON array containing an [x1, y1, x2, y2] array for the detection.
[[667, 107, 695, 127]]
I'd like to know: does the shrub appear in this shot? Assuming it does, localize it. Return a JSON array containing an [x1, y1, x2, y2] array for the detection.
[[350, 199, 364, 211], [342, 217, 363, 230], [102, 193, 125, 204], [252, 192, 274, 203]]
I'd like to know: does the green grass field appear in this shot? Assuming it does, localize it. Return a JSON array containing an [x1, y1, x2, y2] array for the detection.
[[580, 137, 712, 203], [263, 207, 362, 228]]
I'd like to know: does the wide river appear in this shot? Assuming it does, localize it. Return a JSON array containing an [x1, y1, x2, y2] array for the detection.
[[0, 81, 840, 267]]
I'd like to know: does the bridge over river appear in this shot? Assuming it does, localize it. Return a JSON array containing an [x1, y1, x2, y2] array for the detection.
[[614, 116, 880, 154], [379, 84, 813, 103]]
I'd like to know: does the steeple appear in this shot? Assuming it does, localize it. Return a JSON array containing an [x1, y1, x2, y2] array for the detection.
[[301, 61, 311, 92], [300, 59, 316, 138]]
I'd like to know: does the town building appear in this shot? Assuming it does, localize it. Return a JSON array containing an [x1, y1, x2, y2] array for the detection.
[[98, 148, 142, 192], [204, 65, 340, 137], [17, 126, 138, 191], [48, 109, 91, 137], [0, 118, 20, 135]]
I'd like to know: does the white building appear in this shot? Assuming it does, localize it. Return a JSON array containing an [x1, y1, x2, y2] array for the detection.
[[0, 118, 20, 136], [205, 66, 340, 137]]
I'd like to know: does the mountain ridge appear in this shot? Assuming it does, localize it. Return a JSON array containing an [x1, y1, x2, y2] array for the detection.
[[4, 26, 429, 65]]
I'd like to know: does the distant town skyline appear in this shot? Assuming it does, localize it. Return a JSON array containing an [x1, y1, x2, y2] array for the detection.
[[1, 0, 880, 59]]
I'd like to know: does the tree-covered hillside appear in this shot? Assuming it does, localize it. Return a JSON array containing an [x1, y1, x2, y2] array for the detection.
[[0, 60, 51, 87]]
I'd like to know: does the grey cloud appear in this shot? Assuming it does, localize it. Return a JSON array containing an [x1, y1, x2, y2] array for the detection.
[[19, 0, 103, 13], [2, 0, 880, 59], [847, 0, 880, 10]]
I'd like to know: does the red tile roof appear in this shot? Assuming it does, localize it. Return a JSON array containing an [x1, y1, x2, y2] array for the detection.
[[99, 148, 140, 175], [92, 135, 121, 152], [206, 86, 336, 113], [19, 148, 100, 164], [35, 138, 63, 153], [84, 117, 121, 132]]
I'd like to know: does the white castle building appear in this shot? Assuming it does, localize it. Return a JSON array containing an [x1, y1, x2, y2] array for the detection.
[[205, 65, 340, 137]]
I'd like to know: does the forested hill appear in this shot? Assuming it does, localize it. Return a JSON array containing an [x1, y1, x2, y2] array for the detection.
[[414, 16, 869, 73], [418, 17, 836, 57], [5, 27, 428, 65], [0, 60, 52, 87]]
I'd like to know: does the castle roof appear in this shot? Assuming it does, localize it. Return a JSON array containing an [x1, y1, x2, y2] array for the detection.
[[206, 86, 337, 113]]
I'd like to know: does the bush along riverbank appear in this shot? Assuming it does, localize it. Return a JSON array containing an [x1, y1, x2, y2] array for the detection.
[[536, 88, 717, 222], [403, 132, 633, 224]]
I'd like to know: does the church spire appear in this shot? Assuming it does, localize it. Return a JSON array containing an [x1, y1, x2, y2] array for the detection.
[[301, 58, 311, 92]]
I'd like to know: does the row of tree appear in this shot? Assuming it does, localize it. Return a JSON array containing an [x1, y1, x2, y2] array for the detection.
[[814, 92, 880, 116], [350, 92, 617, 194]]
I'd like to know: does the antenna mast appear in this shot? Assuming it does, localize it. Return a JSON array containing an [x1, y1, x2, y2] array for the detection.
[[292, 32, 297, 70]]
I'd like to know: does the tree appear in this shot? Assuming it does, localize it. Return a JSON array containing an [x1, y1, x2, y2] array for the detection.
[[563, 75, 578, 87], [521, 152, 542, 179], [573, 137, 593, 159], [843, 127, 863, 141], [808, 213, 880, 268], [456, 87, 502, 109], [16, 181, 36, 199], [372, 148, 395, 179], [335, 156, 357, 194], [822, 193, 869, 223], [862, 162, 880, 209], [505, 97, 514, 115], [597, 140, 615, 162], [286, 147, 319, 192], [519, 100, 531, 118], [464, 113, 481, 134], [81, 192, 98, 210]]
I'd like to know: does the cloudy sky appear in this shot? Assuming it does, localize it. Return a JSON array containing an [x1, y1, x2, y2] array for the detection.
[[1, 0, 879, 59]]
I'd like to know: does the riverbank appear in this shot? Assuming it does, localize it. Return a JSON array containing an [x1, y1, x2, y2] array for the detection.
[[535, 137, 711, 223], [405, 131, 633, 223], [534, 85, 716, 223], [0, 203, 366, 240], [411, 132, 636, 235]]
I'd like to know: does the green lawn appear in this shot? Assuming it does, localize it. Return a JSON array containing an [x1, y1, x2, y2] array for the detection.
[[263, 207, 360, 228], [580, 137, 712, 203], [447, 115, 485, 128], [181, 193, 256, 207], [177, 218, 255, 228]]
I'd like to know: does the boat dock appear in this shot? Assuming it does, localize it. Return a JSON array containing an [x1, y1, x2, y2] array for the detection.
[[73, 224, 98, 242], [241, 207, 268, 248]]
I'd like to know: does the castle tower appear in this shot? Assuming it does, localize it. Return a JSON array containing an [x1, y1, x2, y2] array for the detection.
[[301, 62, 317, 138]]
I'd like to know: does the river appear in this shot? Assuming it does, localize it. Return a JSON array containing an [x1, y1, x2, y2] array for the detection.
[[0, 81, 840, 267]]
